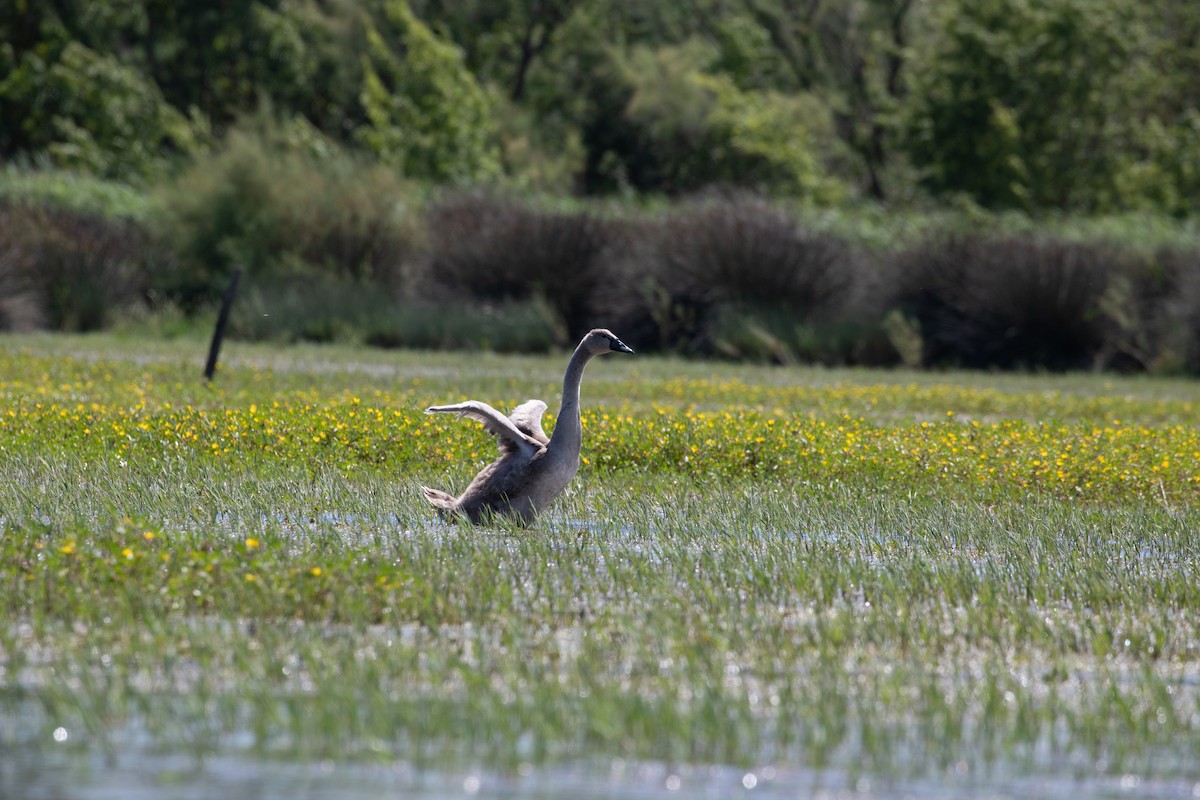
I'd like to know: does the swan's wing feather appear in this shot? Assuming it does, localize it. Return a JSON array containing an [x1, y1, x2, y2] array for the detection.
[[508, 399, 549, 444], [425, 400, 542, 454]]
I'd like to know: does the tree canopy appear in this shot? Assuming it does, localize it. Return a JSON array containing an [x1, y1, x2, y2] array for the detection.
[[2, 0, 1198, 213]]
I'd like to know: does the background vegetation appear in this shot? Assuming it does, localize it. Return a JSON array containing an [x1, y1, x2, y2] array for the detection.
[[1, 0, 1199, 371]]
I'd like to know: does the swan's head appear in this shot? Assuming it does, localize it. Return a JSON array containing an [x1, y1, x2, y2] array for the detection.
[[583, 328, 635, 355]]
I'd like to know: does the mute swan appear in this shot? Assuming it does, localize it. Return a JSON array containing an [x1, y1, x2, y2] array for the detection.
[[421, 328, 634, 524]]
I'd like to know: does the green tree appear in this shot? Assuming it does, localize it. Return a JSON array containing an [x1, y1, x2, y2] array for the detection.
[[739, 0, 921, 200], [583, 41, 841, 198], [417, 0, 584, 101], [138, 1, 315, 131], [905, 0, 1137, 211], [0, 41, 196, 178], [1117, 0, 1200, 215], [357, 0, 501, 181], [0, 0, 320, 177]]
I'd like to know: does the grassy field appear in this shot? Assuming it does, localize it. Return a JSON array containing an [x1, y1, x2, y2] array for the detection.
[[2, 333, 1199, 795]]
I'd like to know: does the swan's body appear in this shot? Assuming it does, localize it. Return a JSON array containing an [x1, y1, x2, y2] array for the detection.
[[421, 328, 634, 525]]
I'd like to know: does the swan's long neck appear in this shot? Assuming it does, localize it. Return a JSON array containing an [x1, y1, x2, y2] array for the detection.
[[548, 342, 594, 455]]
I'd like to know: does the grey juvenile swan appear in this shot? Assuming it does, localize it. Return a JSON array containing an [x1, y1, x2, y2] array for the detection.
[[421, 328, 634, 524]]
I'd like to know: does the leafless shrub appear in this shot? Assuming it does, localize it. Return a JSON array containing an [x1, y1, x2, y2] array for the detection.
[[1106, 246, 1200, 373], [0, 202, 151, 331], [595, 193, 861, 357], [421, 191, 613, 344], [0, 237, 45, 331], [892, 234, 1124, 370]]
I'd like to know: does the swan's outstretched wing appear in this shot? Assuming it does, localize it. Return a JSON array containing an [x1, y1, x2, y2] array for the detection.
[[508, 400, 549, 445], [425, 400, 543, 455]]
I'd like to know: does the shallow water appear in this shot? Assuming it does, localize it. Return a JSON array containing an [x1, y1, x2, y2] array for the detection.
[[6, 740, 1200, 800], [6, 501, 1199, 798], [2, 701, 1196, 800]]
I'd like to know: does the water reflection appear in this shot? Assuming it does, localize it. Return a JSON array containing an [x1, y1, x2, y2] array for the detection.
[[6, 743, 1200, 800]]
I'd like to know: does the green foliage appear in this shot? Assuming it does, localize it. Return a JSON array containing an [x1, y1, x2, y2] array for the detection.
[[2, 0, 1198, 214], [417, 0, 585, 102], [154, 124, 420, 309], [1118, 111, 1200, 218], [0, 164, 153, 221], [905, 0, 1138, 211], [1113, 1, 1200, 217], [0, 1, 361, 178], [603, 42, 841, 198], [357, 0, 501, 181], [493, 96, 588, 194], [133, 2, 318, 132], [710, 13, 791, 91], [0, 41, 199, 179], [697, 73, 845, 202]]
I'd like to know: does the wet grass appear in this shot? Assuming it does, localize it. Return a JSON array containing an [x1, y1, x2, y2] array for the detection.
[[1, 333, 1199, 790]]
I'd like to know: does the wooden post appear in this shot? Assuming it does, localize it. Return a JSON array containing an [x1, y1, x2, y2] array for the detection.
[[204, 268, 242, 381]]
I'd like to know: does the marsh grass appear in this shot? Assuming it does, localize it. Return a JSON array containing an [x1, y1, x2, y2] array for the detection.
[[2, 334, 1199, 791]]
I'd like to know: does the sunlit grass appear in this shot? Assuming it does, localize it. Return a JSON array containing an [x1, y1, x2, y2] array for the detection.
[[1, 333, 1199, 788], [4, 338, 1199, 503]]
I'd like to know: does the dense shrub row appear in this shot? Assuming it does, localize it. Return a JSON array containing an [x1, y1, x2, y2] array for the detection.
[[2, 178, 1198, 373], [421, 192, 611, 343], [0, 203, 159, 332]]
